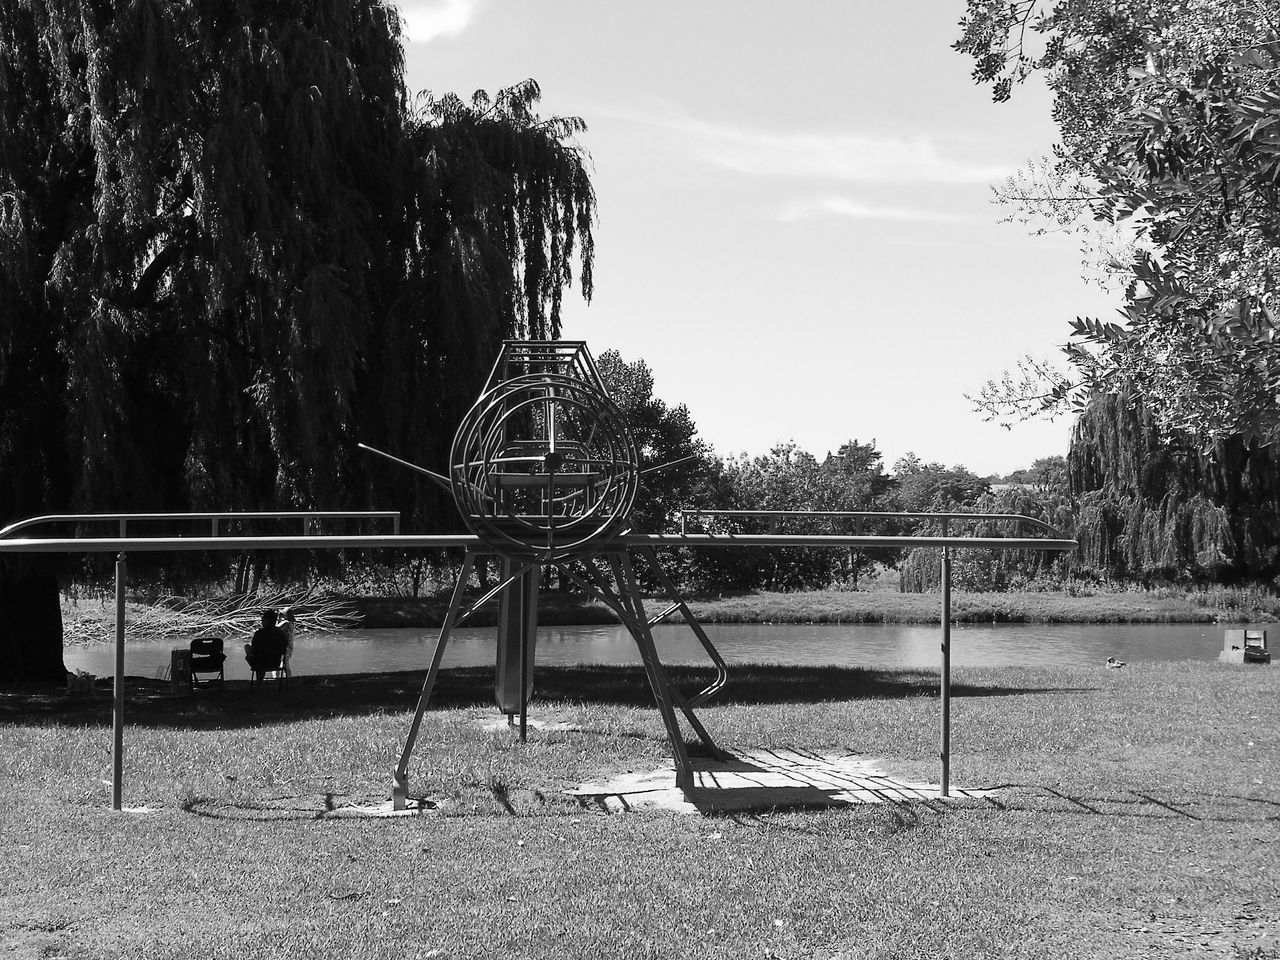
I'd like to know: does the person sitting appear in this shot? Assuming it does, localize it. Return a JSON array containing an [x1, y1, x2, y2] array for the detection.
[[244, 609, 289, 687]]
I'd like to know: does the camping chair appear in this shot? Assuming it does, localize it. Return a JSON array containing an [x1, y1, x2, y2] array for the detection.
[[245, 643, 287, 691], [189, 637, 226, 692]]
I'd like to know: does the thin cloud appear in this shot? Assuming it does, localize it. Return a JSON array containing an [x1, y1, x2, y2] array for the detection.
[[398, 0, 481, 45], [703, 130, 1010, 184], [779, 196, 972, 223], [596, 102, 1012, 184]]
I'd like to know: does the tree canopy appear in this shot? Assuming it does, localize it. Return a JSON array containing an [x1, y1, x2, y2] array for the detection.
[[711, 441, 899, 590], [958, 0, 1280, 446], [0, 0, 596, 680], [596, 348, 711, 533]]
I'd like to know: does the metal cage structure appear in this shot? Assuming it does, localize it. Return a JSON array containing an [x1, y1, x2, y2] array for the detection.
[[389, 341, 728, 809], [449, 342, 639, 562]]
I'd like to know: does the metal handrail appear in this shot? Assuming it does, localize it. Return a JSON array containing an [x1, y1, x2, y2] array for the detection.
[[0, 510, 1077, 812], [0, 510, 400, 539], [0, 532, 1076, 554], [678, 509, 1063, 538]]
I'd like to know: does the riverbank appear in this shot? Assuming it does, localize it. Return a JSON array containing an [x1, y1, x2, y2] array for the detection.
[[2, 661, 1277, 958], [347, 586, 1280, 628], [57, 585, 1280, 640]]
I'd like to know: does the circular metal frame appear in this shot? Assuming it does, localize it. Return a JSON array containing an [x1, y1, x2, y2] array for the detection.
[[449, 372, 639, 561]]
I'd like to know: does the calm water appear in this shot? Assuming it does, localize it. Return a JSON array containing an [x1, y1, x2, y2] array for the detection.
[[64, 620, 1256, 682]]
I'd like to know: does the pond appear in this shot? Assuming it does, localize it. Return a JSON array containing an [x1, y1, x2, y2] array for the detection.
[[63, 620, 1262, 682]]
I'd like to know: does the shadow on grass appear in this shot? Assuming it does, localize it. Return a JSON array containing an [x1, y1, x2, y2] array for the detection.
[[167, 777, 1279, 826], [175, 792, 440, 822], [709, 788, 1280, 825], [573, 748, 1279, 823], [0, 663, 1091, 731], [968, 784, 1280, 824]]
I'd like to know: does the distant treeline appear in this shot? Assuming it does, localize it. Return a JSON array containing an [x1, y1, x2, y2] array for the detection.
[[61, 357, 1280, 600], [590, 357, 1280, 595]]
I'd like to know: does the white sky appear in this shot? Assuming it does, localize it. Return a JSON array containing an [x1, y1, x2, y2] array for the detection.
[[398, 0, 1119, 477]]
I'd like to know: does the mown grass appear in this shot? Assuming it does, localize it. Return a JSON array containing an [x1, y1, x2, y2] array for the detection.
[[2, 660, 1278, 959]]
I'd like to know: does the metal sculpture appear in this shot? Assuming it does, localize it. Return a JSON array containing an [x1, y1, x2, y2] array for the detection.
[[374, 342, 728, 809], [0, 505, 1077, 812], [449, 343, 639, 560], [0, 344, 1079, 811]]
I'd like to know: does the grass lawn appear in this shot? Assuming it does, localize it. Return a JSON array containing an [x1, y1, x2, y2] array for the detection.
[[2, 661, 1278, 959]]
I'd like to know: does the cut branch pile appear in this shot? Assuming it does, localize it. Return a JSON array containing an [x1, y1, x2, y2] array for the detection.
[[62, 589, 362, 646]]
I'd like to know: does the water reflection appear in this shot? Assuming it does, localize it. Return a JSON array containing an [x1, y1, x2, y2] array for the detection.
[[63, 620, 1248, 682]]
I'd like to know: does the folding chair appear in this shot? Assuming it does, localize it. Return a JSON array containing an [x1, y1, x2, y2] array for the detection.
[[189, 637, 226, 692], [245, 644, 287, 691]]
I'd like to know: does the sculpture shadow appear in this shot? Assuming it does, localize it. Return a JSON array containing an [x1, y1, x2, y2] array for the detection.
[[0, 663, 1088, 731]]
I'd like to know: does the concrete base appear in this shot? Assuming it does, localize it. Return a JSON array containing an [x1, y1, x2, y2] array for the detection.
[[568, 748, 996, 813], [475, 715, 582, 733], [1219, 649, 1271, 665]]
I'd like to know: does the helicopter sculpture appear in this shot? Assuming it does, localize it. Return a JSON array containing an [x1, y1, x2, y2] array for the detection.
[[362, 341, 727, 808]]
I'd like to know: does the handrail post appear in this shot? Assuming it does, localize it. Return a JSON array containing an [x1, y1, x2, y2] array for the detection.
[[940, 519, 951, 798], [112, 551, 126, 811]]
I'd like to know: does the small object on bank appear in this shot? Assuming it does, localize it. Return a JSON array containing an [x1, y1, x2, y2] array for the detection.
[[1220, 629, 1271, 665], [65, 669, 96, 696], [1105, 657, 1126, 669]]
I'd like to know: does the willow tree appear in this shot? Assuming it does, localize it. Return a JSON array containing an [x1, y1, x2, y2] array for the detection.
[[1068, 391, 1280, 582], [0, 0, 595, 682]]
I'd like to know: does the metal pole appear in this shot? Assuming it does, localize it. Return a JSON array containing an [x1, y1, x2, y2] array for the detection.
[[392, 550, 476, 809], [940, 521, 951, 798], [518, 566, 532, 744], [112, 552, 126, 811]]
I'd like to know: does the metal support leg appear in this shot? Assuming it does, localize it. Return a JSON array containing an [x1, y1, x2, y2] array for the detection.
[[636, 546, 729, 707], [608, 553, 697, 793], [941, 533, 952, 798], [612, 554, 724, 757], [564, 554, 725, 787], [392, 550, 476, 810], [519, 609, 528, 744], [112, 553, 126, 811]]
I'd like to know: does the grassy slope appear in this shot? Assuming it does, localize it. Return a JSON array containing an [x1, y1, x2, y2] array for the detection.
[[2, 662, 1278, 959], [349, 587, 1279, 628], [683, 588, 1261, 623]]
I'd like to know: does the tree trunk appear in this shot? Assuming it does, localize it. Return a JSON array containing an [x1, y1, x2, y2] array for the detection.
[[0, 557, 67, 684]]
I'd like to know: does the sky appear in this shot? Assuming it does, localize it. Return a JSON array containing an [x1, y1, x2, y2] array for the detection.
[[397, 0, 1120, 477]]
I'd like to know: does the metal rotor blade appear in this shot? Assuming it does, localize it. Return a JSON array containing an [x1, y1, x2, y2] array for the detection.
[[357, 443, 453, 493]]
